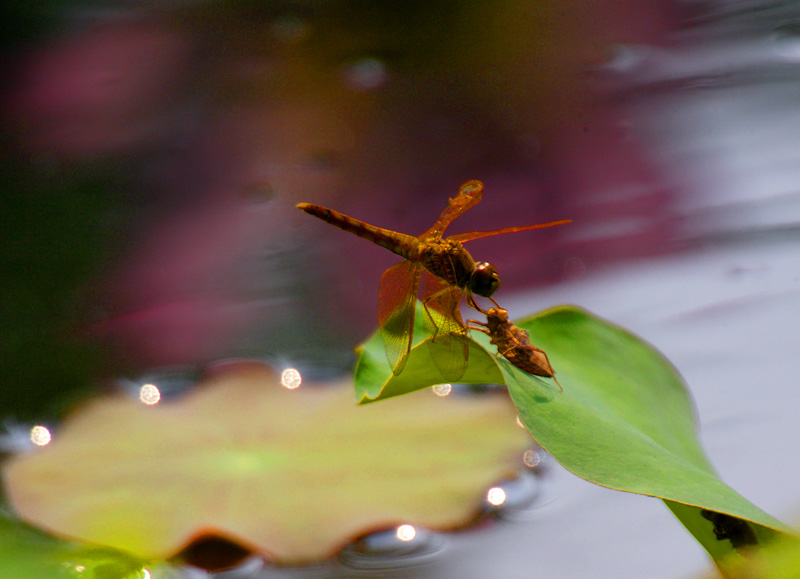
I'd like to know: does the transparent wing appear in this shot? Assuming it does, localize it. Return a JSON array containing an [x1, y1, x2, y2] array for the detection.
[[378, 260, 422, 376], [420, 270, 469, 382], [419, 180, 484, 241], [447, 219, 572, 243]]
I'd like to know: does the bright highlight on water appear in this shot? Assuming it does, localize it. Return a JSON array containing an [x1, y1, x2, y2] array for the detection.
[[395, 524, 416, 542], [139, 383, 161, 405], [29, 425, 51, 446], [281, 368, 302, 389], [487, 487, 507, 506], [432, 383, 452, 397]]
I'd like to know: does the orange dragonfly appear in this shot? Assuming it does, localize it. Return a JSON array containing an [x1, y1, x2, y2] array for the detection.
[[297, 180, 570, 381], [467, 301, 562, 390]]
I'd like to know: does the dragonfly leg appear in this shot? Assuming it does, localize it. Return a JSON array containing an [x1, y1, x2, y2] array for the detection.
[[421, 297, 443, 340], [466, 319, 489, 333], [466, 322, 505, 360], [540, 350, 563, 391], [465, 292, 499, 315], [421, 285, 466, 342], [496, 342, 517, 358]]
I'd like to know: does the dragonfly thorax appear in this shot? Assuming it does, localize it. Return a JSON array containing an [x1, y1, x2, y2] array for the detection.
[[469, 262, 501, 297], [420, 240, 477, 289]]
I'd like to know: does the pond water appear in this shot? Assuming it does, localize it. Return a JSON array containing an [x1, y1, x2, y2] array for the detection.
[[435, 4, 800, 576], [260, 3, 800, 576], [4, 0, 800, 577]]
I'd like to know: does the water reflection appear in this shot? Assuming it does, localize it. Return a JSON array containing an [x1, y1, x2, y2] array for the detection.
[[483, 473, 542, 519], [29, 425, 51, 447], [486, 487, 507, 507], [522, 448, 542, 469], [395, 524, 416, 542], [138, 384, 161, 405], [4, 2, 787, 577], [0, 421, 42, 454], [339, 525, 444, 571], [0, 0, 682, 421], [431, 383, 452, 397], [280, 368, 302, 390], [126, 368, 199, 401]]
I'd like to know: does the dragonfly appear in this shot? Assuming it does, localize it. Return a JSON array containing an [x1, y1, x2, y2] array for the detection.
[[297, 180, 570, 381], [467, 300, 562, 390]]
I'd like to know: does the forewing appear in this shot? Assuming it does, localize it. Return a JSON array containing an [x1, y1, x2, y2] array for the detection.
[[420, 180, 484, 241], [378, 260, 422, 376], [447, 219, 572, 243], [420, 270, 469, 382]]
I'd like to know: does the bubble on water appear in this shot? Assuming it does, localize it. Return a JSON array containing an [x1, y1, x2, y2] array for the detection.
[[281, 368, 302, 389], [339, 526, 444, 570], [395, 524, 416, 542], [483, 473, 542, 519], [486, 487, 506, 506], [139, 383, 161, 405], [30, 425, 51, 446], [523, 448, 542, 469], [432, 383, 452, 397], [125, 367, 199, 400]]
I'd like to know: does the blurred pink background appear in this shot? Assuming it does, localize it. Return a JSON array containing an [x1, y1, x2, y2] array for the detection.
[[1, 1, 692, 406]]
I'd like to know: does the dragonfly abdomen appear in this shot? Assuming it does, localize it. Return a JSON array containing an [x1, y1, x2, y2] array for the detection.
[[297, 203, 421, 260]]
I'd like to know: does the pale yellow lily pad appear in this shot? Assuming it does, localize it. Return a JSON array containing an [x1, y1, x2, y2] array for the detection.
[[2, 364, 529, 564]]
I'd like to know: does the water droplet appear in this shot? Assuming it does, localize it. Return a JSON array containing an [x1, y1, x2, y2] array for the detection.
[[125, 367, 199, 400], [483, 473, 541, 518], [30, 425, 51, 446], [432, 383, 452, 397], [281, 368, 302, 389], [522, 448, 542, 469], [139, 384, 161, 405], [339, 527, 444, 570], [395, 524, 416, 542], [486, 487, 507, 506], [343, 57, 388, 91]]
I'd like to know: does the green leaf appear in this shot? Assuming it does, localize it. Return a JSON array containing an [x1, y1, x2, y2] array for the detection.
[[0, 510, 151, 579], [708, 528, 800, 578], [2, 365, 530, 564], [354, 301, 503, 403], [353, 304, 795, 568]]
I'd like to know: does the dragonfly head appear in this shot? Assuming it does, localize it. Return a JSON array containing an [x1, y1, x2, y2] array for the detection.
[[470, 262, 501, 297]]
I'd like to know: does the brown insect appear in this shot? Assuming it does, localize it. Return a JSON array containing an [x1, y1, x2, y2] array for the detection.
[[467, 299, 562, 390], [297, 180, 570, 382]]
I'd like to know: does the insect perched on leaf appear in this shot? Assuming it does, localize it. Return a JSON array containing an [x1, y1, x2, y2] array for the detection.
[[297, 180, 570, 381], [467, 300, 562, 391]]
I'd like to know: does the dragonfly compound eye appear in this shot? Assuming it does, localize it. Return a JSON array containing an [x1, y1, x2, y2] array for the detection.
[[470, 262, 501, 297]]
